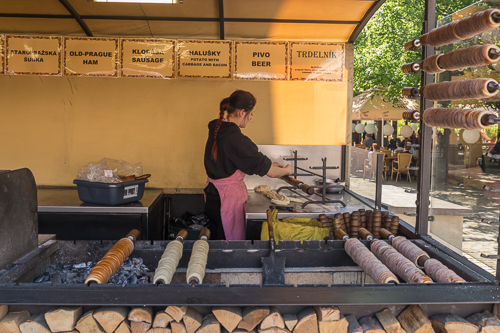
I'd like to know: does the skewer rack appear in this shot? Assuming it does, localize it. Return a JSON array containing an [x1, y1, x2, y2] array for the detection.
[[277, 150, 346, 208]]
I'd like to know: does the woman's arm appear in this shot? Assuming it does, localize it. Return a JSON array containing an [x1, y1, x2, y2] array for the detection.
[[266, 162, 293, 178]]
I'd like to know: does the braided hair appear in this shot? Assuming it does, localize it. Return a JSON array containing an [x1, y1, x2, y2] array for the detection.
[[210, 90, 256, 162]]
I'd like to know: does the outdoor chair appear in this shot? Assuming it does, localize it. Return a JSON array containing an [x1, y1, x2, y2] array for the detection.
[[355, 144, 366, 150], [391, 153, 412, 182]]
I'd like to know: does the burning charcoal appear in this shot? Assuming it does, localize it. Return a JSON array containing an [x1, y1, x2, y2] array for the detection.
[[34, 272, 50, 283], [132, 258, 143, 265]]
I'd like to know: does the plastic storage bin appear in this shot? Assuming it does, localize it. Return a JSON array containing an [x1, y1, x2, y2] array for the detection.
[[73, 179, 148, 205]]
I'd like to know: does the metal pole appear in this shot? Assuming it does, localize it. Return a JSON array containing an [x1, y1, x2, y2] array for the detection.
[[415, 0, 436, 237], [375, 153, 383, 209]]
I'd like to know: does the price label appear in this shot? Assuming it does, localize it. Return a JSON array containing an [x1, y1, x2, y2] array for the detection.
[[124, 185, 139, 199], [104, 169, 113, 178]]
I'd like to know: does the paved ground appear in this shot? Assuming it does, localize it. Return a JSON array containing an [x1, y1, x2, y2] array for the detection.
[[350, 155, 500, 275]]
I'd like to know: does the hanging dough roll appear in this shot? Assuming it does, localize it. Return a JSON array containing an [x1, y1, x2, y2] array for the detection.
[[422, 107, 494, 130], [422, 78, 499, 101], [85, 229, 139, 285], [186, 229, 211, 285], [345, 238, 398, 284], [371, 240, 433, 284], [420, 8, 500, 47], [391, 236, 430, 268], [424, 258, 466, 283], [153, 230, 188, 285]]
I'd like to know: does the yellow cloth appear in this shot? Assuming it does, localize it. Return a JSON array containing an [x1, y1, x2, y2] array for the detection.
[[261, 210, 329, 241]]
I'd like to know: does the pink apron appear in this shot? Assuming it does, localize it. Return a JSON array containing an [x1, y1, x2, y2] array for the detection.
[[206, 169, 247, 240]]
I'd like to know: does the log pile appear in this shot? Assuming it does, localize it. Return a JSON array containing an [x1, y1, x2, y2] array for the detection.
[[4, 303, 496, 333]]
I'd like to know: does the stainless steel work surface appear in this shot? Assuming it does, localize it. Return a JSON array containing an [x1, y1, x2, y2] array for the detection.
[[246, 190, 372, 219], [38, 188, 163, 213]]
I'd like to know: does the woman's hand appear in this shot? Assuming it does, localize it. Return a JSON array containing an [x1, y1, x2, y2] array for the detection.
[[267, 162, 293, 178]]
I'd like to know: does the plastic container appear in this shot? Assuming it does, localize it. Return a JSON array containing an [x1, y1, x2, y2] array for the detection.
[[73, 179, 148, 205]]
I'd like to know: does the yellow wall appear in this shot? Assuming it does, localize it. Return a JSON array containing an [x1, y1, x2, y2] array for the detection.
[[0, 74, 347, 188]]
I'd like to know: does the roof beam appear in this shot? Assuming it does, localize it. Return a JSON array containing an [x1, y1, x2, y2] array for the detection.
[[0, 13, 359, 25], [348, 0, 386, 42], [218, 0, 225, 40], [58, 0, 93, 36]]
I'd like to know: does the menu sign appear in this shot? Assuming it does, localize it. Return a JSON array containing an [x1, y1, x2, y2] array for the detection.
[[121, 38, 175, 78], [177, 40, 231, 78], [6, 35, 61, 75], [64, 37, 118, 77], [234, 41, 288, 80], [290, 42, 344, 81]]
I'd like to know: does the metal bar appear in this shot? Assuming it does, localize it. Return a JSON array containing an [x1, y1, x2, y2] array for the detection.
[[344, 189, 376, 210], [375, 153, 383, 209], [218, 0, 224, 40], [58, 0, 93, 36], [415, 0, 435, 237], [348, 0, 387, 42], [1, 284, 500, 306]]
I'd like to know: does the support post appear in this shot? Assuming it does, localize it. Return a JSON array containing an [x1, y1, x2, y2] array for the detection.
[[375, 153, 383, 209], [415, 0, 436, 237]]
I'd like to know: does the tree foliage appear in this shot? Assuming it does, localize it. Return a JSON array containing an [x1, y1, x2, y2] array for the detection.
[[354, 0, 478, 102]]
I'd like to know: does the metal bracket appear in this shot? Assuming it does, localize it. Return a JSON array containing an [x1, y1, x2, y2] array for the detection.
[[481, 218, 500, 226], [481, 253, 500, 259]]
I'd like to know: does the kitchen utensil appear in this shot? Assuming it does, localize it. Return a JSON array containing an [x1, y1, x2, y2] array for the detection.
[[279, 175, 314, 195], [261, 209, 286, 285], [315, 178, 344, 193]]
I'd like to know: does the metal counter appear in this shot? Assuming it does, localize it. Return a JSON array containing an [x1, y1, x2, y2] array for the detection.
[[246, 189, 373, 220], [38, 188, 165, 240]]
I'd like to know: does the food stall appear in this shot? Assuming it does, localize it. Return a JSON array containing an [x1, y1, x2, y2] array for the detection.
[[2, 0, 500, 332]]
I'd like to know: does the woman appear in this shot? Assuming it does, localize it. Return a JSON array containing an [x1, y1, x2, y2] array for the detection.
[[204, 90, 293, 241]]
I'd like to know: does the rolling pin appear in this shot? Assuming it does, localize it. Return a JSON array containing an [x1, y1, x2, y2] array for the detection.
[[279, 175, 314, 195]]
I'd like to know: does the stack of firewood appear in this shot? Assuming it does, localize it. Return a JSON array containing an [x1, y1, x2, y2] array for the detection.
[[2, 303, 500, 333]]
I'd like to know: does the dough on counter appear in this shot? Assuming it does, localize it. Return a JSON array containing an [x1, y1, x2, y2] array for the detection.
[[255, 185, 304, 205], [255, 185, 271, 193]]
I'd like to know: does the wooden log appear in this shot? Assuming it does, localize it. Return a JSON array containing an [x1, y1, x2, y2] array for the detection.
[[237, 307, 269, 332], [166, 307, 188, 323], [493, 304, 500, 321], [146, 329, 172, 333], [294, 307, 318, 333], [359, 316, 385, 333], [171, 322, 187, 333], [115, 320, 131, 333], [222, 329, 257, 333], [44, 307, 82, 332], [197, 314, 221, 333], [345, 315, 363, 333], [260, 310, 285, 330], [153, 313, 174, 329], [182, 307, 202, 333], [213, 307, 242, 333], [75, 310, 105, 333], [0, 311, 31, 333], [397, 305, 435, 333], [314, 306, 341, 322], [318, 315, 348, 333], [131, 321, 152, 333], [129, 307, 154, 324], [0, 305, 7, 321], [466, 311, 500, 333], [375, 309, 407, 333], [19, 314, 51, 333], [259, 328, 290, 333], [430, 314, 477, 333], [283, 314, 298, 332], [93, 307, 129, 333]]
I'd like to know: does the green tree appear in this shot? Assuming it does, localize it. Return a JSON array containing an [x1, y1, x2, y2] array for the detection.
[[354, 0, 478, 102]]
